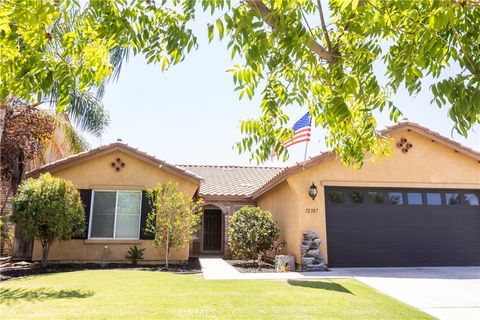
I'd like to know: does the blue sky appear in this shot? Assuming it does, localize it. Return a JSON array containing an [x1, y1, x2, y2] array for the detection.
[[90, 8, 479, 167]]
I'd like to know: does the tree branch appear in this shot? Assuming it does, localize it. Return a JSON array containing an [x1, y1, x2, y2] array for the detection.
[[245, 0, 334, 62], [316, 0, 332, 52], [448, 15, 479, 77]]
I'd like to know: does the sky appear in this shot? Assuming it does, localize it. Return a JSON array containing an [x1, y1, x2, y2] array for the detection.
[[89, 6, 480, 167]]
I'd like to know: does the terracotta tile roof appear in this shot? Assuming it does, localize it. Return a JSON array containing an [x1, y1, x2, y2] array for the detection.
[[251, 121, 480, 199], [178, 165, 282, 198], [26, 141, 203, 183]]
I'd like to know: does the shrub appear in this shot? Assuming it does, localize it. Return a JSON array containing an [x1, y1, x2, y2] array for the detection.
[[11, 173, 84, 267], [125, 245, 145, 265], [228, 207, 279, 266]]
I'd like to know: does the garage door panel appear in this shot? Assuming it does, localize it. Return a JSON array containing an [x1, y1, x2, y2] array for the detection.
[[326, 187, 480, 267]]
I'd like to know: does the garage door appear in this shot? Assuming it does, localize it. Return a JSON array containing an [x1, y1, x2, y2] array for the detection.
[[325, 187, 480, 267]]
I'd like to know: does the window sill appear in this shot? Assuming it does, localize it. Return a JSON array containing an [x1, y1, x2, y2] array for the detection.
[[84, 239, 142, 245]]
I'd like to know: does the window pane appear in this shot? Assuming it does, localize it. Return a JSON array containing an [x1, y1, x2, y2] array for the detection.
[[445, 193, 460, 205], [328, 192, 344, 204], [367, 192, 384, 204], [426, 193, 442, 205], [463, 193, 479, 206], [407, 193, 423, 205], [90, 191, 116, 238], [348, 191, 364, 204], [115, 192, 141, 238], [387, 192, 403, 205]]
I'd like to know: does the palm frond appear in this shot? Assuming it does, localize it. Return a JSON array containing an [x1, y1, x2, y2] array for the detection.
[[53, 113, 90, 154], [96, 46, 130, 99], [65, 90, 110, 137], [110, 46, 130, 82]]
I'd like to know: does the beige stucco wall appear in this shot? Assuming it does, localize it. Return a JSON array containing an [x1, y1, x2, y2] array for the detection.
[[31, 149, 199, 263], [32, 240, 188, 264], [257, 129, 480, 265], [256, 181, 301, 262], [50, 150, 199, 194]]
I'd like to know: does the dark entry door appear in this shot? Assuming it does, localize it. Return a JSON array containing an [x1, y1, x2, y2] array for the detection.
[[325, 187, 480, 267], [203, 209, 222, 251]]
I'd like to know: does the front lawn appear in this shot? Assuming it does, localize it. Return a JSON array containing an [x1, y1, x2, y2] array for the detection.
[[0, 270, 432, 319]]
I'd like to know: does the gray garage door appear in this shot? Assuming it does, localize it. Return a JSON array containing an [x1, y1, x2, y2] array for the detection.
[[325, 187, 480, 267]]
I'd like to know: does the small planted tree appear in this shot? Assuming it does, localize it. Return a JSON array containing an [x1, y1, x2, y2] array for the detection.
[[11, 173, 84, 267], [228, 207, 279, 268], [145, 182, 202, 269]]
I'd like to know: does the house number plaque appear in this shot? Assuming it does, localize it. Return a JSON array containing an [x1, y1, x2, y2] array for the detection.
[[305, 208, 319, 213]]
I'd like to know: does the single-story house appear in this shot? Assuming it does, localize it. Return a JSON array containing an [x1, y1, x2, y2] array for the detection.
[[26, 122, 480, 267]]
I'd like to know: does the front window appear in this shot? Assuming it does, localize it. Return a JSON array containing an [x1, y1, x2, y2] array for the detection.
[[89, 191, 142, 239]]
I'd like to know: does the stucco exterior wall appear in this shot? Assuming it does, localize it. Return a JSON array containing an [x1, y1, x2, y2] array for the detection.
[[49, 150, 198, 194], [257, 130, 480, 265], [32, 240, 188, 264], [31, 149, 199, 263], [256, 181, 301, 261]]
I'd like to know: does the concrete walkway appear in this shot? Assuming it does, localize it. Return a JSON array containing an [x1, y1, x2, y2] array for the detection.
[[199, 257, 349, 280], [199, 258, 243, 280], [199, 260, 480, 320]]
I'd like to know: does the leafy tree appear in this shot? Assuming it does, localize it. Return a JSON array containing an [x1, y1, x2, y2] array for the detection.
[[1, 1, 479, 167], [228, 206, 279, 267], [0, 0, 195, 141], [0, 100, 94, 259], [145, 182, 203, 269], [11, 173, 84, 267]]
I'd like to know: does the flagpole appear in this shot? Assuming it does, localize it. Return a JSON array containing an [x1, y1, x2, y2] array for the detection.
[[302, 141, 309, 170]]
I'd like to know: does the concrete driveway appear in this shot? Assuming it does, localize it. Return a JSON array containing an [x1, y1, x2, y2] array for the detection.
[[335, 267, 480, 320]]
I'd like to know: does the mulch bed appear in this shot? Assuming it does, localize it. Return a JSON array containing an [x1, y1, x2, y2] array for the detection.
[[224, 259, 275, 273], [0, 258, 201, 281]]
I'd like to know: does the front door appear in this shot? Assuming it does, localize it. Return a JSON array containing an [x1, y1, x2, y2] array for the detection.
[[203, 209, 222, 251]]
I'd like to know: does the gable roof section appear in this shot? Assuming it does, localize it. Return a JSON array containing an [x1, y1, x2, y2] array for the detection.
[[26, 141, 203, 184], [179, 165, 282, 200], [252, 121, 480, 199]]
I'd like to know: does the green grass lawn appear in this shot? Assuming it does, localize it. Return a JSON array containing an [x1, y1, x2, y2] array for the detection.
[[0, 270, 432, 319]]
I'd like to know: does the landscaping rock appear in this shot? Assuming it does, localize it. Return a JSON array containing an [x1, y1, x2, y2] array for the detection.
[[300, 232, 326, 272]]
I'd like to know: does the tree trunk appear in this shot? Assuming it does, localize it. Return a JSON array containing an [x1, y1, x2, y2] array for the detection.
[[165, 231, 169, 270], [41, 241, 50, 268]]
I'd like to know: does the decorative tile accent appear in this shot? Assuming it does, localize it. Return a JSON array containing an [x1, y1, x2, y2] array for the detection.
[[396, 137, 413, 153], [111, 158, 125, 171]]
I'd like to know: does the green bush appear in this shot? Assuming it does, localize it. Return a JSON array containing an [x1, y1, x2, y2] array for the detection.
[[11, 173, 84, 267], [125, 245, 145, 265], [228, 207, 279, 264]]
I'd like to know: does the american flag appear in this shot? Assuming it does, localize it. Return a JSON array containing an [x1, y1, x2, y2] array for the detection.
[[283, 112, 312, 148]]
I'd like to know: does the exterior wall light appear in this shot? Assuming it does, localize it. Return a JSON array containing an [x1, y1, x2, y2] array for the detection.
[[309, 182, 318, 200]]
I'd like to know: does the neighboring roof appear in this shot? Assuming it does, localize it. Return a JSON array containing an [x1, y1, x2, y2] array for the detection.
[[251, 121, 480, 199], [26, 141, 203, 184], [179, 165, 282, 200]]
